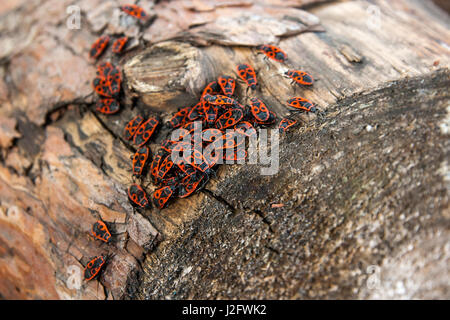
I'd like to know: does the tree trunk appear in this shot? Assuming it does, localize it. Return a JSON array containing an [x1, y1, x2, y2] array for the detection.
[[0, 0, 449, 299]]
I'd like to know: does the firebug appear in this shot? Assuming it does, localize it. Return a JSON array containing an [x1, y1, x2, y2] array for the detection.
[[287, 97, 317, 112], [201, 81, 221, 99], [132, 145, 150, 177], [215, 106, 244, 130], [168, 107, 190, 129], [249, 97, 270, 122], [84, 255, 107, 281], [127, 183, 150, 209], [217, 76, 235, 97], [120, 4, 148, 20], [285, 70, 314, 86], [203, 94, 236, 106], [91, 220, 112, 244], [133, 117, 159, 146], [112, 37, 129, 54], [278, 118, 297, 133], [153, 185, 176, 209], [236, 64, 257, 90], [257, 44, 287, 63], [89, 35, 109, 60]]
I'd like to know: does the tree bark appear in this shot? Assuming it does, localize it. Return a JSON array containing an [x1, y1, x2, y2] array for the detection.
[[0, 0, 449, 299]]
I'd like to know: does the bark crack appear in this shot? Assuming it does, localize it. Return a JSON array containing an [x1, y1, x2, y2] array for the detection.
[[253, 209, 275, 234], [201, 188, 237, 214]]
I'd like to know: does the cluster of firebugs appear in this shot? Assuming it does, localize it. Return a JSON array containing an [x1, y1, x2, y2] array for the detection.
[[83, 4, 318, 283]]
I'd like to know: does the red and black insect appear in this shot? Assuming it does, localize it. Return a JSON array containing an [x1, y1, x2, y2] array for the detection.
[[84, 255, 107, 281], [89, 35, 109, 60], [257, 44, 288, 63], [215, 106, 244, 130], [201, 81, 221, 99], [187, 102, 204, 121], [132, 145, 150, 177], [133, 117, 159, 147], [150, 154, 163, 182], [153, 185, 176, 209], [217, 76, 235, 97], [285, 70, 314, 86], [107, 66, 122, 96], [278, 118, 297, 133], [236, 64, 257, 90], [120, 4, 148, 20], [96, 98, 120, 114], [203, 94, 236, 106], [203, 146, 221, 168], [178, 173, 204, 198], [234, 121, 257, 137], [156, 155, 174, 181], [254, 110, 277, 125], [202, 101, 218, 127], [287, 97, 317, 113], [124, 115, 144, 140], [175, 121, 202, 142], [91, 220, 112, 243], [168, 107, 190, 129], [127, 183, 150, 209], [112, 37, 129, 54], [249, 97, 270, 122]]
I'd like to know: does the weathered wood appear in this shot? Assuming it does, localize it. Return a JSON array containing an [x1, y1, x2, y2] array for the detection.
[[135, 69, 449, 299], [0, 0, 449, 300]]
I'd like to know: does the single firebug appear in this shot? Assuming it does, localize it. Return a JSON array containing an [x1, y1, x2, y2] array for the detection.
[[127, 184, 150, 209], [236, 64, 257, 90], [84, 255, 107, 281], [287, 97, 317, 112], [285, 70, 314, 86], [249, 97, 270, 122], [257, 44, 288, 63], [91, 220, 112, 243], [89, 35, 109, 60], [133, 117, 159, 147], [153, 185, 176, 209], [217, 76, 235, 97], [112, 37, 129, 54], [120, 4, 148, 20], [132, 145, 150, 177], [278, 118, 297, 133]]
